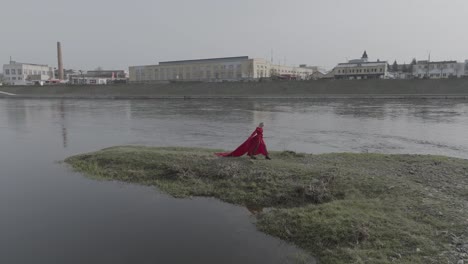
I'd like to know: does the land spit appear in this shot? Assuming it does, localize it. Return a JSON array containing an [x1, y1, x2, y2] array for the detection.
[[1, 79, 468, 99], [65, 146, 468, 264]]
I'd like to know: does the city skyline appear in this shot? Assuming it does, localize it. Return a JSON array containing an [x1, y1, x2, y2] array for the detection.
[[1, 0, 467, 71]]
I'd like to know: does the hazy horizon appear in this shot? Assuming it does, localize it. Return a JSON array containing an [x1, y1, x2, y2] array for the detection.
[[1, 0, 467, 71]]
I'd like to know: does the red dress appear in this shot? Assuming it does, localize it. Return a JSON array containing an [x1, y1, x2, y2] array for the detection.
[[216, 127, 269, 157]]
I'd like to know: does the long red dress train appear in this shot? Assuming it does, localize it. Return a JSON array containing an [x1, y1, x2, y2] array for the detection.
[[216, 127, 268, 157]]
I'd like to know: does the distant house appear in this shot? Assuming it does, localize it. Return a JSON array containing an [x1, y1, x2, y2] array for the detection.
[[69, 69, 128, 85], [86, 70, 128, 79], [70, 76, 107, 85], [309, 70, 326, 80], [412, 61, 465, 79], [331, 51, 389, 80]]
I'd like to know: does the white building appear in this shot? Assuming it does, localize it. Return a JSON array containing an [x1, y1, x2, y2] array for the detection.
[[331, 51, 389, 80], [2, 61, 54, 85], [129, 56, 314, 83], [412, 60, 465, 79], [70, 77, 107, 85]]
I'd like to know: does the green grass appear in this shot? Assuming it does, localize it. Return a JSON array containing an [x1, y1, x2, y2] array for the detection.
[[64, 146, 468, 264]]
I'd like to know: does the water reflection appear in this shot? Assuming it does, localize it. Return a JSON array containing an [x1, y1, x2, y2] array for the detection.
[[5, 100, 28, 132], [1, 98, 468, 158], [58, 101, 68, 148]]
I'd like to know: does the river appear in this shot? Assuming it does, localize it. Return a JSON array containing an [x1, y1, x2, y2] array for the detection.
[[1, 98, 468, 263]]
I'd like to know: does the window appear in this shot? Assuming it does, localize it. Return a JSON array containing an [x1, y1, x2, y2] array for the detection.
[[11, 69, 16, 74], [18, 77, 22, 80], [12, 77, 16, 80], [5, 69, 9, 74], [17, 69, 22, 75]]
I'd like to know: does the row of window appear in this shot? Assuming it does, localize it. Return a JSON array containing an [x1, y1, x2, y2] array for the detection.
[[418, 64, 456, 70], [145, 64, 242, 73], [4, 69, 48, 75], [418, 73, 455, 78], [4, 77, 23, 81], [136, 71, 243, 80], [337, 68, 383, 74]]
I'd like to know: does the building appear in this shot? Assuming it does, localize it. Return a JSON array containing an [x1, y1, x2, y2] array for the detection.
[[85, 70, 128, 79], [465, 60, 468, 77], [330, 51, 389, 80], [309, 70, 327, 80], [70, 76, 107, 85], [68, 69, 128, 85], [129, 56, 314, 83], [2, 61, 54, 85], [412, 61, 465, 79]]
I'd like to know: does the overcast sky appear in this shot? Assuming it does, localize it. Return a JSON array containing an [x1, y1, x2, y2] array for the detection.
[[1, 0, 467, 71]]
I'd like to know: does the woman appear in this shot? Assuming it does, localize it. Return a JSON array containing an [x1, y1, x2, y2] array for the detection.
[[216, 122, 271, 160]]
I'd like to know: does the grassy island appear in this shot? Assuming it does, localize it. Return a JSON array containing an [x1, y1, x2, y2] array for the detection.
[[65, 146, 468, 264]]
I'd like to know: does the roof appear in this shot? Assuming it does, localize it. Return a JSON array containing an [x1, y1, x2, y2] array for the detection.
[[159, 56, 249, 65], [362, 50, 368, 59], [336, 61, 387, 67], [4, 61, 49, 67], [416, 60, 458, 64]]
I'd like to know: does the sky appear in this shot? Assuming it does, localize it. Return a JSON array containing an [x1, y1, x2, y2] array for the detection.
[[1, 0, 467, 71]]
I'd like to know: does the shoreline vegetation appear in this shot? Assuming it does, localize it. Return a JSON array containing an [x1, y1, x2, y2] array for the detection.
[[2, 79, 468, 99], [65, 146, 468, 264]]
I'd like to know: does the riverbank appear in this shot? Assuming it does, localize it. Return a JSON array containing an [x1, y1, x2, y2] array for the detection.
[[65, 146, 468, 264], [2, 79, 468, 99]]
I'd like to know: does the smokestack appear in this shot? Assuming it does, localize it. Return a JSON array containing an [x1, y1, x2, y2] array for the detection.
[[57, 42, 64, 80]]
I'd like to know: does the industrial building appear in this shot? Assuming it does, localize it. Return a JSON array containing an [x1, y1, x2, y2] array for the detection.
[[2, 60, 54, 85], [129, 56, 314, 83]]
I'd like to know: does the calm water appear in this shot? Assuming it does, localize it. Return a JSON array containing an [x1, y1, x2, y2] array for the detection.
[[2, 98, 468, 264]]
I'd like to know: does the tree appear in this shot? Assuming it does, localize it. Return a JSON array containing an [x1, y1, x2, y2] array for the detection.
[[402, 64, 408, 73], [409, 58, 417, 73], [392, 60, 398, 72]]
